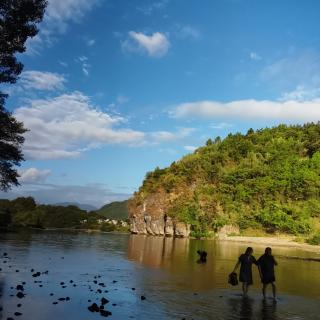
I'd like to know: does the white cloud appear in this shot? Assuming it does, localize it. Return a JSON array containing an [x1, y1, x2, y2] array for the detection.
[[122, 32, 170, 58], [249, 52, 261, 61], [19, 168, 51, 184], [150, 128, 194, 142], [14, 92, 146, 160], [27, 0, 99, 53], [21, 71, 66, 90], [76, 56, 90, 76], [171, 99, 320, 122], [184, 145, 197, 152]]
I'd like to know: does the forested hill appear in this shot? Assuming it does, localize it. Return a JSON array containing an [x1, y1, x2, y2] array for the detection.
[[95, 200, 129, 220], [129, 123, 320, 238]]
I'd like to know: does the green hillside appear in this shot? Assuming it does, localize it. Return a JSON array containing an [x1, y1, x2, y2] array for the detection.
[[96, 200, 129, 220], [130, 123, 320, 239]]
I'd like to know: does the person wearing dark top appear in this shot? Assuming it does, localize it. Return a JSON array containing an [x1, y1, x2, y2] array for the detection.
[[258, 247, 278, 300], [233, 247, 258, 297]]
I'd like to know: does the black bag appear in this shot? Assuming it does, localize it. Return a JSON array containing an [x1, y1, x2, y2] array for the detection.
[[228, 272, 238, 286]]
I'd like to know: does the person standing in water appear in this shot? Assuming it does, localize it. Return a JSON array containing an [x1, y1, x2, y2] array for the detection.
[[233, 247, 258, 297], [257, 247, 278, 301]]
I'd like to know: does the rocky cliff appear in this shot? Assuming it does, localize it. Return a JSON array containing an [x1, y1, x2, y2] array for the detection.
[[128, 189, 191, 237]]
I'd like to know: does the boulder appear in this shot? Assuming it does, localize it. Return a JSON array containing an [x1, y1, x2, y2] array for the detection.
[[165, 217, 174, 236], [217, 225, 240, 238]]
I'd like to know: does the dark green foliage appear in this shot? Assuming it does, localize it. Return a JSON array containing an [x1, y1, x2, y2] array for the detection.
[[0, 0, 47, 191], [135, 123, 320, 236], [95, 200, 129, 220], [307, 233, 320, 245]]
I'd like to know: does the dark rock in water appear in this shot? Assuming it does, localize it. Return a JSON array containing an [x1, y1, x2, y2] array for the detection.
[[43, 270, 48, 274], [100, 309, 112, 317], [0, 268, 2, 271], [97, 289, 102, 294], [88, 303, 100, 312], [58, 298, 65, 301], [14, 312, 22, 316], [88, 299, 91, 302], [22, 282, 26, 285], [3, 261, 7, 264], [104, 290, 108, 293], [98, 283, 105, 287], [112, 280, 117, 283], [53, 301, 58, 305], [0, 306, 2, 311], [93, 280, 98, 284], [7, 318, 14, 320], [69, 280, 73, 283], [112, 303, 117, 306], [31, 269, 34, 272], [17, 303, 22, 308], [99, 305, 104, 310], [50, 293, 54, 296], [66, 297, 70, 301], [61, 257, 64, 259], [140, 295, 146, 300], [131, 288, 135, 291], [73, 284, 76, 287], [193, 293, 198, 296], [101, 297, 109, 305], [60, 282, 65, 285], [32, 272, 41, 277], [3, 253, 8, 256], [15, 270, 19, 272], [39, 285, 43, 287], [16, 292, 24, 299], [62, 286, 67, 288], [11, 286, 14, 289]]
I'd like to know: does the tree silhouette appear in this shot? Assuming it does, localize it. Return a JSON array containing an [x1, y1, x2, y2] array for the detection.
[[0, 0, 47, 191]]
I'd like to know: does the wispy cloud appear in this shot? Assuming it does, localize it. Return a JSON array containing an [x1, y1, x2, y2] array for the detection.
[[122, 31, 170, 58], [18, 168, 51, 184], [150, 128, 194, 142], [184, 145, 197, 152], [14, 92, 146, 160], [20, 71, 66, 90], [137, 0, 169, 15], [210, 122, 233, 129], [249, 52, 262, 61], [76, 56, 90, 76], [177, 25, 200, 39], [27, 0, 99, 54], [0, 183, 130, 207], [86, 39, 96, 46], [171, 99, 320, 122]]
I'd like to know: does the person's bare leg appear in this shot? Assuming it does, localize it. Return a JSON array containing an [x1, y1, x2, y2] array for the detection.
[[272, 283, 276, 300], [262, 284, 267, 299], [242, 283, 248, 297]]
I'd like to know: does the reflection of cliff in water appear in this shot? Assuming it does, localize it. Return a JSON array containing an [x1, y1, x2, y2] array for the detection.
[[127, 234, 223, 291]]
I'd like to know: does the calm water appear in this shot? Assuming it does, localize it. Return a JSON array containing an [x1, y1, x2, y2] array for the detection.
[[0, 231, 320, 320]]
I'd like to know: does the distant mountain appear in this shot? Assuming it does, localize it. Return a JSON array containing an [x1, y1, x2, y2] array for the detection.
[[95, 200, 129, 220], [55, 202, 98, 212]]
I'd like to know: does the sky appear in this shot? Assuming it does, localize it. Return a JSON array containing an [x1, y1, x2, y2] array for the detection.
[[2, 0, 320, 208]]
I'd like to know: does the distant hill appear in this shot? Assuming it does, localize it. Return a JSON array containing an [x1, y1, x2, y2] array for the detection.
[[96, 200, 129, 220], [55, 202, 97, 212]]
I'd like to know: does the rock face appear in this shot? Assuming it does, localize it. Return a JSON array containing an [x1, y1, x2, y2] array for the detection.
[[129, 190, 191, 238], [130, 214, 190, 237], [217, 225, 240, 239]]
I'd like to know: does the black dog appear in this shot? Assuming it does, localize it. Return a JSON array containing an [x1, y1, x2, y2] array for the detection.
[[197, 250, 207, 263]]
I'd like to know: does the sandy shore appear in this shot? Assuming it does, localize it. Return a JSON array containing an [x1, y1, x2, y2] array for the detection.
[[219, 235, 320, 254]]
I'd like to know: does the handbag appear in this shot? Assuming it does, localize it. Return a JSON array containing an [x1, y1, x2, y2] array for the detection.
[[228, 272, 238, 286]]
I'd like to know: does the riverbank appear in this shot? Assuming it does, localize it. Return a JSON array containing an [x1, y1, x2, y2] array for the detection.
[[219, 235, 320, 254]]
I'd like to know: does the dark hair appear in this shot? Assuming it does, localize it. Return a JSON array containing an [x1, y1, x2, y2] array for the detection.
[[245, 247, 253, 255], [265, 247, 272, 254]]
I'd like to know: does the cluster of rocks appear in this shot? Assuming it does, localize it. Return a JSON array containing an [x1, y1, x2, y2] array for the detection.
[[130, 214, 191, 237]]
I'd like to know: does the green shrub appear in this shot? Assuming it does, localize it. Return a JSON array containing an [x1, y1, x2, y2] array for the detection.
[[307, 233, 320, 245]]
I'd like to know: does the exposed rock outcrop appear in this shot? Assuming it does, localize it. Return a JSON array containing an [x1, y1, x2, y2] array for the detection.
[[130, 214, 190, 238], [217, 225, 240, 239]]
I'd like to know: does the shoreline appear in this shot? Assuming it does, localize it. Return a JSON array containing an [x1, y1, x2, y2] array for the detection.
[[218, 235, 320, 254]]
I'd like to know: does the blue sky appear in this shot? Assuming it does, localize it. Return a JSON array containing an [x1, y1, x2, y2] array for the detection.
[[2, 0, 320, 208]]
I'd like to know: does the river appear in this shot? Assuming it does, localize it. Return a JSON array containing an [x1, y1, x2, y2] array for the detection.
[[0, 231, 319, 319]]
